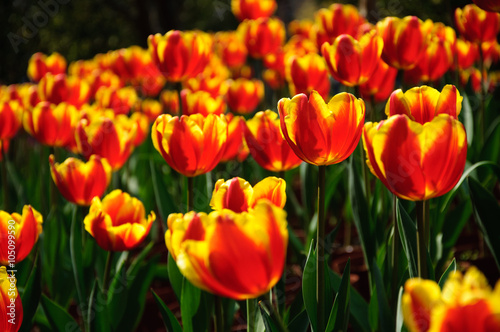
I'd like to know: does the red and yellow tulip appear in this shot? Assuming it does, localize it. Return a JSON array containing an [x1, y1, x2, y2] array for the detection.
[[27, 52, 66, 83], [226, 78, 264, 114], [285, 53, 330, 99], [139, 98, 163, 122], [455, 38, 479, 70], [180, 89, 226, 116], [0, 101, 22, 141], [455, 4, 500, 43], [214, 31, 248, 68], [231, 0, 276, 21], [472, 0, 500, 13], [0, 266, 23, 332], [160, 90, 180, 115], [94, 86, 138, 116], [360, 59, 398, 103], [238, 17, 285, 59], [220, 114, 249, 163], [38, 73, 90, 108]]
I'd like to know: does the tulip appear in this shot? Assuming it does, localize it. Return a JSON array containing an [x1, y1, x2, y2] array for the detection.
[[210, 177, 285, 213], [160, 90, 180, 115], [68, 59, 98, 78], [0, 205, 43, 265], [27, 52, 66, 82], [460, 68, 482, 93], [226, 78, 264, 114], [322, 30, 383, 87], [165, 201, 288, 300], [184, 73, 228, 99], [148, 30, 211, 82], [473, 0, 500, 12], [38, 73, 90, 108], [220, 114, 249, 163], [243, 110, 302, 172], [238, 17, 285, 59], [0, 266, 23, 332], [49, 154, 112, 206], [94, 86, 138, 115], [84, 190, 155, 251], [285, 53, 330, 99], [214, 31, 248, 68], [278, 90, 365, 166], [360, 59, 398, 103], [129, 112, 150, 147], [288, 19, 314, 39], [86, 69, 123, 98], [0, 101, 22, 141], [139, 98, 163, 122], [402, 266, 500, 332], [455, 4, 500, 43], [231, 0, 276, 21], [376, 16, 426, 70], [262, 69, 285, 90], [455, 38, 479, 70], [151, 113, 227, 177], [181, 89, 226, 116]]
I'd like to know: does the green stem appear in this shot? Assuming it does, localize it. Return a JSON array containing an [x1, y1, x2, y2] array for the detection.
[[187, 176, 194, 212], [391, 195, 400, 305], [317, 165, 326, 332], [215, 295, 224, 332], [1, 142, 8, 211], [258, 297, 289, 332], [102, 251, 113, 294], [478, 43, 486, 145], [50, 147, 57, 211], [360, 145, 370, 200], [416, 200, 429, 279], [247, 298, 257, 332]]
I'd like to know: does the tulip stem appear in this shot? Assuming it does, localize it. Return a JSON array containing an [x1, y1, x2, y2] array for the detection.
[[102, 251, 113, 295], [247, 298, 257, 332], [187, 176, 194, 211], [391, 195, 400, 305], [1, 142, 8, 211], [478, 44, 486, 145], [317, 165, 326, 332], [214, 295, 224, 332], [416, 200, 428, 279]]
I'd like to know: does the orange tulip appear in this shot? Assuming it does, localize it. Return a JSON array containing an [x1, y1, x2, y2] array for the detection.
[[472, 0, 500, 12], [0, 101, 22, 141], [214, 31, 248, 68], [181, 89, 226, 116], [0, 266, 23, 332], [360, 59, 398, 103], [238, 17, 285, 59], [220, 114, 249, 163], [285, 53, 330, 99], [455, 4, 500, 43], [148, 30, 211, 82], [84, 190, 155, 251], [231, 0, 276, 21], [27, 52, 66, 82], [402, 267, 500, 332], [278, 91, 365, 166], [160, 90, 180, 115], [165, 201, 287, 300], [94, 86, 138, 116], [0, 205, 43, 265], [23, 102, 79, 148], [363, 85, 467, 201], [210, 177, 285, 212], [151, 113, 227, 177], [49, 154, 112, 206], [243, 110, 302, 172], [377, 16, 426, 70], [226, 78, 264, 114], [38, 73, 90, 108]]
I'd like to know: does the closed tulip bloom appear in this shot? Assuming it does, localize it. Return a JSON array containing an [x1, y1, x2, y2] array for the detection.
[[129, 112, 150, 147], [84, 190, 155, 251], [0, 101, 22, 140], [231, 0, 276, 21], [473, 0, 500, 12], [0, 205, 43, 265], [243, 110, 302, 172], [49, 154, 112, 206], [220, 114, 249, 163], [278, 91, 365, 166], [181, 89, 226, 116], [151, 113, 227, 177], [23, 102, 79, 147], [238, 17, 285, 59], [210, 177, 286, 212], [360, 59, 398, 103], [455, 38, 479, 70], [27, 52, 67, 82], [94, 86, 138, 115], [322, 31, 383, 87], [148, 30, 211, 82], [38, 73, 90, 108], [214, 31, 248, 68], [286, 53, 330, 99], [184, 74, 228, 99], [165, 201, 288, 300], [87, 70, 123, 98], [140, 98, 163, 122], [226, 78, 264, 114], [160, 90, 180, 115], [0, 266, 23, 332], [377, 16, 426, 70], [455, 4, 500, 43], [288, 19, 315, 39]]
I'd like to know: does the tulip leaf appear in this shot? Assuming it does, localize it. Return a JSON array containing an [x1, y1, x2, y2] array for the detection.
[[259, 301, 280, 332], [40, 294, 82, 332], [150, 159, 177, 225], [70, 204, 85, 307], [468, 177, 500, 270], [396, 201, 418, 278], [88, 280, 111, 331], [326, 258, 350, 332], [19, 255, 41, 332], [438, 258, 457, 289], [127, 241, 155, 277], [151, 289, 183, 332], [181, 278, 201, 332], [480, 118, 500, 163], [167, 252, 183, 301], [461, 93, 474, 146], [287, 309, 309, 332], [107, 254, 129, 328], [302, 240, 317, 332], [372, 260, 393, 332]]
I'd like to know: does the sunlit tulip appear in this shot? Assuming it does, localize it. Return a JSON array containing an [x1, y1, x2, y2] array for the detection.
[[94, 86, 138, 115], [231, 0, 276, 21], [68, 59, 98, 78], [38, 73, 90, 108], [376, 16, 426, 70], [0, 205, 43, 265], [27, 52, 66, 82], [180, 89, 226, 116], [23, 102, 79, 148], [214, 31, 248, 68], [148, 30, 211, 82], [84, 190, 155, 251], [0, 266, 23, 332], [129, 112, 150, 147], [288, 19, 314, 39], [210, 177, 285, 212], [402, 267, 500, 332], [49, 154, 112, 206], [151, 113, 227, 177], [76, 115, 137, 171], [482, 40, 500, 68], [184, 74, 228, 99], [0, 101, 22, 141], [285, 53, 330, 99], [360, 59, 398, 103], [139, 98, 163, 122], [238, 17, 285, 59], [278, 91, 365, 166], [455, 38, 479, 70], [226, 78, 264, 114], [243, 110, 302, 172], [473, 0, 500, 12], [160, 90, 180, 115], [455, 4, 500, 43], [87, 70, 123, 98], [220, 114, 249, 163], [165, 201, 287, 300], [283, 35, 318, 56]]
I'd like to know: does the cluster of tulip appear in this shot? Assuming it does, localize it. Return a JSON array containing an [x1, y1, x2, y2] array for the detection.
[[1, 0, 500, 331]]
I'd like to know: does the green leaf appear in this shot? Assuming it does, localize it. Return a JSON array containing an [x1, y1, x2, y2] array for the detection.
[[181, 278, 201, 332], [468, 177, 500, 270], [438, 258, 456, 289], [302, 241, 317, 332], [107, 253, 129, 328], [462, 93, 474, 146], [70, 204, 85, 307], [397, 201, 418, 278], [326, 259, 350, 332], [151, 289, 182, 332], [287, 309, 309, 332], [88, 280, 110, 332], [167, 252, 183, 301], [372, 261, 393, 332], [40, 295, 81, 332], [395, 287, 404, 332], [480, 118, 500, 163], [127, 241, 155, 277], [259, 302, 280, 332], [150, 159, 177, 225], [19, 256, 41, 332]]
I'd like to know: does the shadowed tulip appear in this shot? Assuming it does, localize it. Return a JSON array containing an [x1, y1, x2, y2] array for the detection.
[[231, 0, 276, 21], [455, 4, 500, 43], [27, 52, 66, 83], [0, 266, 23, 332]]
